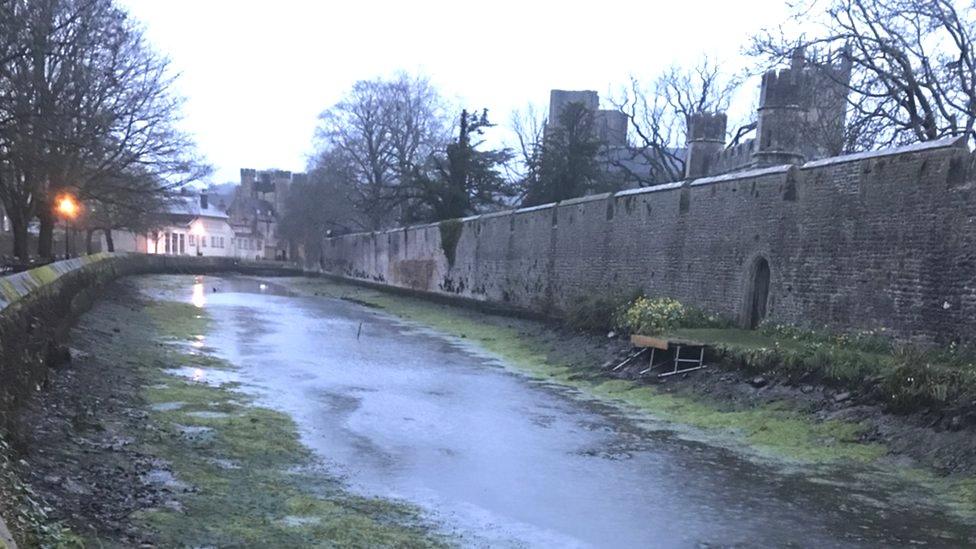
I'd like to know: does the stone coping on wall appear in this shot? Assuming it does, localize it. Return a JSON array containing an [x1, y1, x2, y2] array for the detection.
[[325, 137, 971, 244], [0, 253, 304, 312], [802, 135, 966, 169], [327, 165, 796, 242], [0, 253, 115, 311]]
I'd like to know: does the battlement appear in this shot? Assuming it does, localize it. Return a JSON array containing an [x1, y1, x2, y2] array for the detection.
[[686, 112, 727, 142], [759, 53, 851, 110], [754, 48, 852, 167], [708, 138, 756, 176]]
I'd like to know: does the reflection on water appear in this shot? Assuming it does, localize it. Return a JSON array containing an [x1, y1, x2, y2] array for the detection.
[[191, 279, 206, 308]]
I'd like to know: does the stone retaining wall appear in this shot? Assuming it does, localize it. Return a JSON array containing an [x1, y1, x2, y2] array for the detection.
[[319, 137, 976, 345], [0, 253, 301, 430]]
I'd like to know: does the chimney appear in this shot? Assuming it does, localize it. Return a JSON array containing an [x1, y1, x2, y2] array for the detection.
[[200, 193, 209, 210]]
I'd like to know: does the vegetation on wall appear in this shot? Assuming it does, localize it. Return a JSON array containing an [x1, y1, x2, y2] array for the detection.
[[438, 219, 463, 268]]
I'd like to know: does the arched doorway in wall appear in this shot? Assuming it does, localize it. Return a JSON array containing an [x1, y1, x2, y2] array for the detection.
[[744, 257, 771, 329]]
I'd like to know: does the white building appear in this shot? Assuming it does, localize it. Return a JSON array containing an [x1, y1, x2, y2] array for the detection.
[[106, 193, 269, 260], [146, 194, 236, 257]]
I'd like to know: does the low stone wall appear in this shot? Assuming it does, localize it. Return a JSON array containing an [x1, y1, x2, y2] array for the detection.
[[0, 253, 302, 431], [319, 137, 976, 345]]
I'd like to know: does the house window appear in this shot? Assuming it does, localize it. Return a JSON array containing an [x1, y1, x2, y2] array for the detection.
[[201, 236, 207, 248], [179, 234, 185, 254], [164, 232, 171, 253], [220, 237, 224, 248], [211, 236, 217, 247], [188, 235, 195, 246]]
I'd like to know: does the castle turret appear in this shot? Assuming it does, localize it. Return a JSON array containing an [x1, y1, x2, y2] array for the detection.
[[240, 168, 256, 197], [684, 112, 727, 179], [754, 48, 852, 167]]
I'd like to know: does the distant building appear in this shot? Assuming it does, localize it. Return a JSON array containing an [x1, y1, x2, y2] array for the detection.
[[145, 193, 237, 257], [544, 89, 651, 186], [545, 90, 628, 147], [227, 168, 302, 260], [106, 193, 239, 258], [546, 49, 851, 189]]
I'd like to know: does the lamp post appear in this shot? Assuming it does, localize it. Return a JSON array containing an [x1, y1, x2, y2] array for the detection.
[[55, 194, 79, 259]]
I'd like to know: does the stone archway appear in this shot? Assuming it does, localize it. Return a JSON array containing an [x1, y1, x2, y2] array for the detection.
[[743, 257, 771, 329]]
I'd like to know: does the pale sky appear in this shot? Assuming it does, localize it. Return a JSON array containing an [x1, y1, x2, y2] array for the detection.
[[119, 0, 791, 184]]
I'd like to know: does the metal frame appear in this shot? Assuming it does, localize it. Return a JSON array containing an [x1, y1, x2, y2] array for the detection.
[[619, 336, 708, 378], [611, 348, 648, 371], [657, 344, 706, 378]]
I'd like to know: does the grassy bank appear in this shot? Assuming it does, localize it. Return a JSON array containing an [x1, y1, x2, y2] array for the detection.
[[281, 277, 976, 520], [94, 282, 448, 547]]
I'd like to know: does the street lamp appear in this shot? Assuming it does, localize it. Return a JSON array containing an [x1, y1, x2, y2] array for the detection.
[[55, 194, 79, 259]]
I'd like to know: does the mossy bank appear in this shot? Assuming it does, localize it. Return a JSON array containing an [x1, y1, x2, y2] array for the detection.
[[2, 277, 448, 547]]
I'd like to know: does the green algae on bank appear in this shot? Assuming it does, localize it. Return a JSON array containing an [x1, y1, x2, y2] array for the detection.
[[119, 290, 448, 547]]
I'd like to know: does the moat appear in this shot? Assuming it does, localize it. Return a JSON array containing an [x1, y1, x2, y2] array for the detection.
[[99, 274, 967, 548]]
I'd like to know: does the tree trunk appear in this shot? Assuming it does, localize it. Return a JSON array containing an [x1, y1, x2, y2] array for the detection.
[[37, 207, 54, 258], [11, 216, 29, 260], [105, 228, 114, 253], [85, 229, 95, 255]]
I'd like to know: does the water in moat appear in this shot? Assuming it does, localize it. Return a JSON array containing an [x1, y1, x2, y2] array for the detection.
[[146, 275, 975, 548]]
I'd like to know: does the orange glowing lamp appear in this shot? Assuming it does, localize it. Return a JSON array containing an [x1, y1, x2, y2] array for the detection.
[[56, 194, 79, 220]]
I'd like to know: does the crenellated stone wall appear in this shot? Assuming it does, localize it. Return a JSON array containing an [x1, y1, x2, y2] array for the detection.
[[318, 137, 976, 345]]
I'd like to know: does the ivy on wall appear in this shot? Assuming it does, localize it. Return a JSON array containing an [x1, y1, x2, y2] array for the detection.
[[439, 219, 463, 268]]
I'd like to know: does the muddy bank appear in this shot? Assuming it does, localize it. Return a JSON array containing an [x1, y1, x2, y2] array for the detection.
[[3, 277, 445, 547]]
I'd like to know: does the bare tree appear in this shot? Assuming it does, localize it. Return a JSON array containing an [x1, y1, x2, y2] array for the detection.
[[0, 0, 206, 259], [385, 73, 451, 186], [81, 170, 177, 253], [508, 104, 546, 203], [611, 58, 740, 185], [279, 155, 363, 264], [753, 0, 976, 149], [312, 74, 450, 229]]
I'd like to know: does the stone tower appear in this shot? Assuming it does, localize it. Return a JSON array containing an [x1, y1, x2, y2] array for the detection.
[[239, 168, 257, 197], [754, 48, 851, 167], [548, 90, 599, 124], [684, 112, 728, 179]]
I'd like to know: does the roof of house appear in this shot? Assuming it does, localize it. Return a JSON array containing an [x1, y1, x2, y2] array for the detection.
[[165, 195, 230, 220]]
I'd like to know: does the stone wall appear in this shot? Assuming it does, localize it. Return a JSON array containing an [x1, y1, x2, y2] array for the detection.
[[319, 137, 976, 345], [0, 254, 302, 430]]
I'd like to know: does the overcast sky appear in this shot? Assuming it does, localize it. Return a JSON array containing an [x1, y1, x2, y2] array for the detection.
[[118, 0, 791, 184]]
